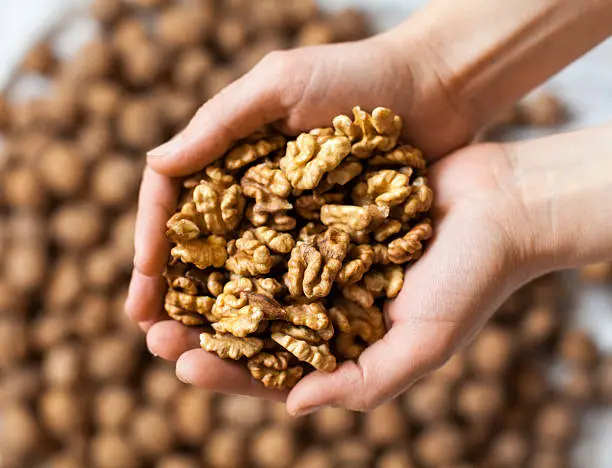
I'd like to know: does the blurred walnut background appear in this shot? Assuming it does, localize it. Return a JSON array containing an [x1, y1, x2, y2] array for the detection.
[[0, 0, 611, 467]]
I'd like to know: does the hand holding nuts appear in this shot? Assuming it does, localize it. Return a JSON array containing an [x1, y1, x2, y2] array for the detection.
[[163, 107, 434, 389]]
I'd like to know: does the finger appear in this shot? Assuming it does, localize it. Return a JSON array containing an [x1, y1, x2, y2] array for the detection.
[[176, 349, 288, 402], [286, 322, 453, 415], [146, 320, 200, 361], [125, 167, 179, 323], [134, 166, 179, 276], [147, 52, 297, 176]]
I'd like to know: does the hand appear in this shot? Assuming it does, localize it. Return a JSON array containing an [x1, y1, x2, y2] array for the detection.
[[125, 34, 474, 336], [134, 137, 540, 407]]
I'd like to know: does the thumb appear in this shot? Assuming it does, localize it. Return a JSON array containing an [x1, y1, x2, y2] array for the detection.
[[286, 320, 455, 415], [147, 51, 300, 177]]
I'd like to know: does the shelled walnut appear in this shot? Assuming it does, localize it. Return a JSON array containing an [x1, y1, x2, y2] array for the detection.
[[164, 107, 434, 388]]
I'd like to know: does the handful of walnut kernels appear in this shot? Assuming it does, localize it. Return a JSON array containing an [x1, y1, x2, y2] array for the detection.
[[164, 107, 433, 390]]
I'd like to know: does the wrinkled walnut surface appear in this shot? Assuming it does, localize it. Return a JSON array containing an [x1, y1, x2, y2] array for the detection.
[[164, 107, 434, 389]]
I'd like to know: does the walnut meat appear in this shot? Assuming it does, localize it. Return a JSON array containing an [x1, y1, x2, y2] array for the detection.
[[164, 106, 432, 389], [333, 106, 402, 158], [280, 131, 352, 190], [285, 227, 351, 299]]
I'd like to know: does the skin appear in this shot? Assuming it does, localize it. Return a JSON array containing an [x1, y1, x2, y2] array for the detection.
[[126, 0, 612, 415]]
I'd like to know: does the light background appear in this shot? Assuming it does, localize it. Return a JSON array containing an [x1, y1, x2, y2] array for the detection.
[[0, 0, 611, 466]]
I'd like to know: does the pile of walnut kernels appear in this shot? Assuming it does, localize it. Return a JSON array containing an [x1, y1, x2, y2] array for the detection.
[[164, 107, 433, 389], [0, 0, 611, 467]]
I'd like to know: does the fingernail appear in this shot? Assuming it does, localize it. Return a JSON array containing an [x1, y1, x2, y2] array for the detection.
[[292, 405, 327, 417], [147, 134, 183, 158]]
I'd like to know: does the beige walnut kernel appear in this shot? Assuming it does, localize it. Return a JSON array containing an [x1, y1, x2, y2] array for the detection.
[[170, 235, 227, 270], [225, 230, 282, 276], [280, 131, 352, 190], [388, 220, 433, 263], [333, 106, 402, 158], [211, 293, 266, 337], [272, 330, 337, 372], [164, 290, 216, 326], [247, 352, 304, 389], [285, 227, 351, 299], [200, 332, 264, 360], [241, 162, 292, 214], [225, 133, 286, 170]]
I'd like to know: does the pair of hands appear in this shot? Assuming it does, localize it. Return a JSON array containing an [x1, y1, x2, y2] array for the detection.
[[125, 17, 612, 415]]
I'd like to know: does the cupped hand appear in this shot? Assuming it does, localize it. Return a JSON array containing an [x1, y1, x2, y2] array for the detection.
[[124, 36, 517, 406]]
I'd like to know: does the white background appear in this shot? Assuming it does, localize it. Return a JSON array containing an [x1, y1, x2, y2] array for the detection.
[[0, 0, 611, 466]]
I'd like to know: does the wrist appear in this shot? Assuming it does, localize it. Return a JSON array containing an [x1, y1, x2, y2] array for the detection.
[[496, 127, 612, 274], [387, 0, 612, 147]]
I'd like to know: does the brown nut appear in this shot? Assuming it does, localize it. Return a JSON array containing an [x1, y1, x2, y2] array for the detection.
[[158, 3, 213, 48], [271, 328, 336, 372], [87, 334, 140, 382], [203, 428, 246, 468], [558, 330, 599, 369], [320, 204, 388, 237], [200, 332, 264, 359], [534, 400, 578, 448], [226, 134, 286, 171], [91, 432, 142, 468], [6, 242, 47, 292], [117, 97, 166, 150], [119, 39, 167, 87], [415, 423, 465, 467], [467, 324, 514, 376], [333, 106, 402, 159], [485, 431, 530, 468], [285, 227, 351, 299], [37, 142, 86, 198], [91, 155, 140, 207], [225, 230, 284, 277], [39, 388, 87, 437], [0, 404, 40, 461], [329, 299, 385, 360], [456, 379, 505, 423], [247, 351, 304, 389], [130, 408, 175, 459], [77, 119, 115, 162], [210, 292, 266, 337], [42, 343, 82, 388], [93, 385, 136, 431], [402, 377, 452, 423], [387, 220, 433, 264], [91, 0, 124, 24], [310, 406, 356, 440], [50, 202, 105, 250], [369, 144, 426, 170], [143, 362, 185, 408], [1, 164, 46, 209], [218, 394, 267, 430], [174, 48, 214, 91], [363, 402, 408, 446], [280, 130, 351, 190], [250, 427, 296, 468], [164, 289, 216, 326], [241, 161, 293, 214], [172, 387, 213, 445]]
